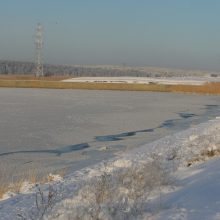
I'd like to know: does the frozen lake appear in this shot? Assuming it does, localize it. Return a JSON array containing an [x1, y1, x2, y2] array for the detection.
[[0, 88, 220, 175]]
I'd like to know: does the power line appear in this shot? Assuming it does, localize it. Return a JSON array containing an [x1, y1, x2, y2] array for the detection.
[[35, 23, 44, 77]]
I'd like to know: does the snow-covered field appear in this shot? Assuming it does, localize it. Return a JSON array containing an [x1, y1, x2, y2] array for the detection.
[[62, 76, 220, 85], [1, 117, 220, 220]]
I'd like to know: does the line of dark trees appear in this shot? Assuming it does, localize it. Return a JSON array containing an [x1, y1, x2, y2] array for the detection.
[[0, 60, 212, 77], [0, 60, 147, 77]]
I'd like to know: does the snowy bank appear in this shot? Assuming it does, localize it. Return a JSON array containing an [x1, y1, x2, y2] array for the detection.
[[0, 117, 220, 219]]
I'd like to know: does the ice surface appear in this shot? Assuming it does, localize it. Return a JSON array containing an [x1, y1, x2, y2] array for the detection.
[[0, 88, 219, 179]]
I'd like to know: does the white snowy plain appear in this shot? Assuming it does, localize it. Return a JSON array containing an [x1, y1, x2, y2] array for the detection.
[[1, 117, 220, 220], [62, 76, 220, 85]]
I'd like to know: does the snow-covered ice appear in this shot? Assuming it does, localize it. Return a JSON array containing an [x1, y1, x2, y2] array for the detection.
[[1, 88, 219, 185]]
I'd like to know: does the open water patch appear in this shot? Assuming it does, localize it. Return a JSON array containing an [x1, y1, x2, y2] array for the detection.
[[159, 111, 199, 130], [159, 119, 180, 129], [0, 143, 90, 157], [95, 111, 201, 143], [95, 129, 154, 142], [179, 112, 197, 119]]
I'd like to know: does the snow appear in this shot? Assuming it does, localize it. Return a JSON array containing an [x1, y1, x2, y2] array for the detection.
[[1, 117, 220, 219], [62, 76, 220, 85], [158, 158, 220, 220]]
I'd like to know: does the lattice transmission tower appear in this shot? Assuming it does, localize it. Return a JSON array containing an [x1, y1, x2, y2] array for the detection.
[[35, 23, 44, 77]]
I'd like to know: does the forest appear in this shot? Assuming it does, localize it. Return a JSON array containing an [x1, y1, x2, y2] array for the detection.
[[0, 60, 214, 77]]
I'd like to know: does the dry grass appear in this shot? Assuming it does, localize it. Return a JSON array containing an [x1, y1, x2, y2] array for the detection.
[[0, 166, 66, 199], [169, 82, 220, 94], [0, 77, 219, 94], [0, 79, 168, 91], [187, 147, 220, 167], [0, 165, 10, 199], [0, 171, 36, 199]]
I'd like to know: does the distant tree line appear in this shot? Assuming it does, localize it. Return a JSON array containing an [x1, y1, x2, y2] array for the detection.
[[0, 60, 213, 77]]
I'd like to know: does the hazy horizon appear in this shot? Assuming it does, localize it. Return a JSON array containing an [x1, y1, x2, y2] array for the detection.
[[1, 1, 220, 72]]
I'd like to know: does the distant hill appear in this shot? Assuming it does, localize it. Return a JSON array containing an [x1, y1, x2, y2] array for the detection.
[[0, 60, 219, 77]]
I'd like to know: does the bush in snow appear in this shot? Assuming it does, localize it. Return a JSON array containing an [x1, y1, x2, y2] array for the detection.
[[45, 155, 171, 220]]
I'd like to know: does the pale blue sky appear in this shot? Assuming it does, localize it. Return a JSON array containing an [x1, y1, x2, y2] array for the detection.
[[1, 0, 220, 71]]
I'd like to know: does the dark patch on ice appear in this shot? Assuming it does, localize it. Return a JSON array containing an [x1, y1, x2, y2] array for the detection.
[[58, 143, 89, 154], [23, 161, 33, 164], [95, 129, 154, 142], [179, 112, 197, 119], [205, 104, 219, 109], [139, 128, 154, 133], [95, 134, 130, 142], [0, 143, 90, 157], [159, 119, 180, 129], [204, 105, 220, 112], [160, 111, 199, 129]]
